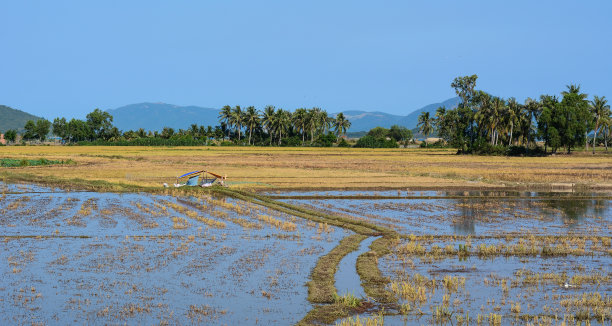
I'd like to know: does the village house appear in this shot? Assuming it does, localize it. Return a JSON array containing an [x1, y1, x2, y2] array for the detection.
[[0, 134, 5, 145]]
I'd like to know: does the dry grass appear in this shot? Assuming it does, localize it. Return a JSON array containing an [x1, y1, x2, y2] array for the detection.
[[1, 146, 610, 190]]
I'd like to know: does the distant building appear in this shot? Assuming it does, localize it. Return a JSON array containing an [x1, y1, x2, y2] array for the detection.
[[0, 134, 5, 145]]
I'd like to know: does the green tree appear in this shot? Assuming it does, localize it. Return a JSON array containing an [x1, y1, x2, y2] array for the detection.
[[273, 109, 290, 145], [4, 129, 17, 143], [161, 127, 175, 139], [292, 108, 308, 144], [558, 84, 590, 153], [52, 117, 68, 141], [523, 98, 541, 146], [86, 108, 114, 140], [367, 127, 389, 139], [218, 105, 233, 140], [35, 119, 51, 141], [590, 96, 610, 154], [66, 119, 91, 142], [450, 75, 479, 150], [261, 105, 276, 145], [244, 106, 259, 145], [23, 120, 36, 140], [506, 97, 521, 146], [307, 108, 321, 144], [388, 125, 412, 143], [417, 111, 433, 146], [230, 106, 244, 141], [537, 95, 560, 153], [333, 112, 351, 137]]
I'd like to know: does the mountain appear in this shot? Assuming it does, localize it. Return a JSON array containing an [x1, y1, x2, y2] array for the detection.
[[0, 105, 42, 133], [340, 110, 406, 133], [107, 103, 220, 132], [398, 97, 461, 129], [337, 97, 460, 132], [107, 97, 461, 133]]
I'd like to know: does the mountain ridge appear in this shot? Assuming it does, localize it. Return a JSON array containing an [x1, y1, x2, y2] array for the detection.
[[0, 105, 42, 133], [106, 97, 460, 132]]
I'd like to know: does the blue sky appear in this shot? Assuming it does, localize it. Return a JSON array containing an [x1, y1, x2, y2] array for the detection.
[[1, 1, 611, 119]]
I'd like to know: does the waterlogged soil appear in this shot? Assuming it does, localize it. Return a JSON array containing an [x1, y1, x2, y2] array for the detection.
[[0, 183, 346, 325], [380, 245, 611, 324], [279, 191, 611, 236], [2, 183, 611, 325]]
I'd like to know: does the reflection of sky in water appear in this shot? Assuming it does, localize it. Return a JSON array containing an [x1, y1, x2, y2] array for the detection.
[[379, 254, 611, 325], [280, 193, 611, 236], [0, 182, 347, 325]]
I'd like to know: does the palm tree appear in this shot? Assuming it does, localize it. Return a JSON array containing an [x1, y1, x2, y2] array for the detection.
[[307, 108, 321, 143], [218, 105, 232, 140], [417, 111, 433, 146], [244, 106, 260, 145], [506, 98, 521, 146], [590, 96, 611, 154], [523, 98, 540, 146], [292, 108, 308, 145], [319, 110, 332, 134], [333, 112, 351, 137], [601, 116, 610, 152], [489, 97, 506, 145], [230, 105, 244, 141], [261, 105, 276, 145], [273, 109, 290, 145]]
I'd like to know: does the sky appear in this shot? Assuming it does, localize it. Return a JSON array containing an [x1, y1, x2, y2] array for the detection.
[[1, 1, 611, 119]]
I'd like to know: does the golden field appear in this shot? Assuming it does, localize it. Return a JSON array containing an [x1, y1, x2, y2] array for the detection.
[[1, 146, 611, 190]]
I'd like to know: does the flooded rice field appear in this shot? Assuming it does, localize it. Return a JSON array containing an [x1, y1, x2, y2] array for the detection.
[[1, 183, 611, 325], [275, 190, 612, 236], [0, 183, 346, 325]]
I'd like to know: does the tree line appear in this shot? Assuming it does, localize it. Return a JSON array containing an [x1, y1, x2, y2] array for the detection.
[[6, 106, 353, 147], [417, 75, 611, 154], [216, 105, 351, 146]]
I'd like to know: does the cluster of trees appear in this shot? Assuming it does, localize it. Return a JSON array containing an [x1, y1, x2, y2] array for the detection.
[[418, 75, 611, 154], [81, 106, 353, 147], [354, 125, 413, 148], [52, 109, 117, 142], [217, 105, 351, 145], [12, 106, 352, 147]]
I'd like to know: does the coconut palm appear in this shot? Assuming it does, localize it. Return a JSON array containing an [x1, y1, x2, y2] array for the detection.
[[218, 105, 232, 140], [243, 106, 259, 145], [417, 111, 433, 146], [522, 98, 540, 146], [506, 98, 521, 146], [307, 108, 322, 143], [318, 110, 332, 134], [292, 108, 308, 145], [261, 105, 276, 145], [273, 109, 290, 145], [333, 112, 351, 137], [600, 116, 611, 152], [229, 106, 244, 141], [590, 96, 611, 154]]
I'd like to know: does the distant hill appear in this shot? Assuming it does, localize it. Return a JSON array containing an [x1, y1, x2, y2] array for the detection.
[[398, 97, 461, 129], [337, 97, 460, 132], [107, 97, 461, 133], [107, 103, 220, 132], [0, 105, 42, 133], [340, 111, 406, 133]]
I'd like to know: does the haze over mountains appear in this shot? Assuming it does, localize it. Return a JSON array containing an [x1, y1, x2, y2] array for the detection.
[[107, 97, 460, 133]]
